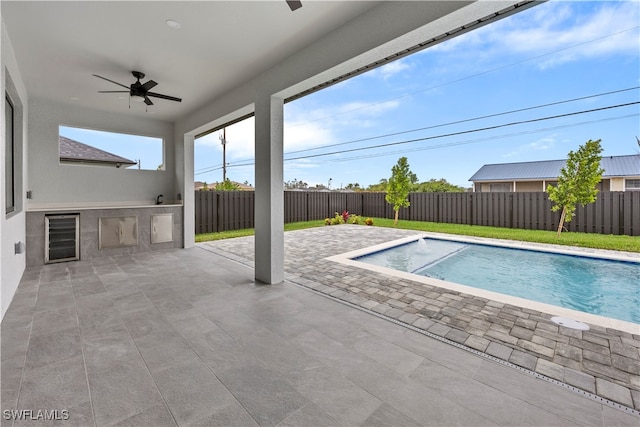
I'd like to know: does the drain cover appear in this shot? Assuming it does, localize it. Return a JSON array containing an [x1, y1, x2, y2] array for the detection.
[[551, 316, 590, 330]]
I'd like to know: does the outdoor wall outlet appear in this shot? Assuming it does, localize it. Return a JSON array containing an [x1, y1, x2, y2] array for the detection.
[[26, 190, 32, 199], [14, 241, 25, 254]]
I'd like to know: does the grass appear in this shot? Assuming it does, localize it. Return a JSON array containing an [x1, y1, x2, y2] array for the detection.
[[196, 217, 640, 253], [195, 221, 323, 242], [370, 218, 640, 253]]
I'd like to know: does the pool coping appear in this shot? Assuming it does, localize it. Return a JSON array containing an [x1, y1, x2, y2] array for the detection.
[[326, 232, 640, 335]]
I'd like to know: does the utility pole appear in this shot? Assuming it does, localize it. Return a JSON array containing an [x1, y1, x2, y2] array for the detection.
[[219, 128, 227, 182]]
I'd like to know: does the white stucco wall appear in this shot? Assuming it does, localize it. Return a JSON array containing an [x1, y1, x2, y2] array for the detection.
[[1, 20, 29, 319], [27, 99, 175, 206]]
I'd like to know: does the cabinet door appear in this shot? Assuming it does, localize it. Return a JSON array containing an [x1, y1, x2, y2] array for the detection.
[[119, 217, 138, 245], [151, 214, 173, 244], [99, 216, 138, 249]]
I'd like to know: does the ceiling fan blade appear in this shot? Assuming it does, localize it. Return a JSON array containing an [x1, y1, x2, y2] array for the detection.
[[147, 92, 182, 102], [98, 90, 129, 93], [286, 0, 302, 11], [140, 80, 158, 92], [144, 96, 154, 106], [92, 74, 129, 89]]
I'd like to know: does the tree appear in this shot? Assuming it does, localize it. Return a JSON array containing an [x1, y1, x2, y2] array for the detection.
[[415, 178, 465, 193], [385, 157, 414, 226], [547, 139, 604, 237], [215, 178, 241, 191], [367, 179, 388, 192], [345, 183, 362, 191], [285, 178, 308, 190]]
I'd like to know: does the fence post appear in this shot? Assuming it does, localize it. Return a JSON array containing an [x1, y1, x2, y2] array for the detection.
[[215, 192, 221, 232]]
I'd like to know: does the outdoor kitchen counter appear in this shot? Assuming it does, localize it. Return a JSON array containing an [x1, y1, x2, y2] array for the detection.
[[26, 204, 183, 266]]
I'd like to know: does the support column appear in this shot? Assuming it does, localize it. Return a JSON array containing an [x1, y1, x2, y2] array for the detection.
[[254, 95, 284, 284], [182, 134, 195, 248]]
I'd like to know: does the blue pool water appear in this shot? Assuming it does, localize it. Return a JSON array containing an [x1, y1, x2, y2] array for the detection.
[[356, 238, 640, 324]]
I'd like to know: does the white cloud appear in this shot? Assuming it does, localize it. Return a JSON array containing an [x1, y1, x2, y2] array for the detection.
[[428, 1, 639, 69], [196, 97, 402, 173], [367, 59, 412, 80], [503, 136, 557, 158]]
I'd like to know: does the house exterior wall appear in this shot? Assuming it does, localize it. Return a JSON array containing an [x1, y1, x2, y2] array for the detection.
[[1, 21, 29, 319], [27, 99, 175, 206], [515, 181, 543, 192], [474, 178, 628, 192], [611, 178, 624, 191]]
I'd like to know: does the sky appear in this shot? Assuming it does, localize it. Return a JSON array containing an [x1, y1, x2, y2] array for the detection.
[[194, 0, 639, 189], [62, 1, 639, 188]]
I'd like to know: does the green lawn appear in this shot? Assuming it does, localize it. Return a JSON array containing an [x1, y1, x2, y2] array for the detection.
[[196, 218, 640, 253]]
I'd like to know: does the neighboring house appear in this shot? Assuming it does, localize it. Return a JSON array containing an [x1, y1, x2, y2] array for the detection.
[[59, 136, 137, 168], [469, 154, 640, 192]]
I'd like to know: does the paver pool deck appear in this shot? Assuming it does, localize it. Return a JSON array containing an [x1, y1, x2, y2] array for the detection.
[[201, 225, 640, 413]]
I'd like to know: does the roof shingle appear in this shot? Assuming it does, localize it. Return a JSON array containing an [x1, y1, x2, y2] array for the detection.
[[59, 136, 137, 167]]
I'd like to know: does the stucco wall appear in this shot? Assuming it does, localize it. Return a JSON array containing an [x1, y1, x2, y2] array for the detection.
[[1, 21, 29, 319], [27, 99, 175, 206]]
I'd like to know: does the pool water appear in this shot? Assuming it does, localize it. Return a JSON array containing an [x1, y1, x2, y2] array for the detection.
[[356, 238, 640, 324]]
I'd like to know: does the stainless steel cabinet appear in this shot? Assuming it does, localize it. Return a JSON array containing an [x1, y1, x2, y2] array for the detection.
[[99, 216, 138, 249], [151, 213, 173, 244]]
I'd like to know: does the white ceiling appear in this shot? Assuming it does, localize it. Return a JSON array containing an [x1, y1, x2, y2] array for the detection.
[[2, 1, 380, 121]]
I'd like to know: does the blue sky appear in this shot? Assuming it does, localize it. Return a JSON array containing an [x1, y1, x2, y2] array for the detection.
[[195, 0, 639, 189]]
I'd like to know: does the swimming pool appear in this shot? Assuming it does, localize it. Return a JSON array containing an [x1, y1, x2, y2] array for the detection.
[[340, 235, 640, 326]]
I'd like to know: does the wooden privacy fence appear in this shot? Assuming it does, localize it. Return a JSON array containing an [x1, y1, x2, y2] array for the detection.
[[194, 191, 640, 236]]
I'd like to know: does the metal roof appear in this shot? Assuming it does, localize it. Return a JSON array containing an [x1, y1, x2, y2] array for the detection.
[[59, 136, 137, 167], [469, 155, 640, 182]]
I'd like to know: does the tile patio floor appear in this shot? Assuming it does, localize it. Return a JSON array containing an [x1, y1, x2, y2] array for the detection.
[[1, 226, 638, 426]]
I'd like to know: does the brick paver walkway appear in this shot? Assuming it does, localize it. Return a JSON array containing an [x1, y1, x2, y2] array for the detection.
[[200, 225, 640, 411]]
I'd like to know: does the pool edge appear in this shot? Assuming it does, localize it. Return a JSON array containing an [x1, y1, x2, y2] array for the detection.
[[326, 232, 640, 336]]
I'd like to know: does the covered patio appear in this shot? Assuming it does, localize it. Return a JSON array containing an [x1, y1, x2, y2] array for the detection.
[[2, 1, 639, 425]]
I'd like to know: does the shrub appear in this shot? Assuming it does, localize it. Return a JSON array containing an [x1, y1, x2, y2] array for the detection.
[[324, 218, 331, 226], [349, 214, 361, 225], [364, 217, 374, 226]]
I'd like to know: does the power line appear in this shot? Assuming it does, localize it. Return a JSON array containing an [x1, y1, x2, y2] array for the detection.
[[283, 102, 639, 161], [199, 113, 638, 173], [286, 26, 640, 128], [285, 86, 639, 155], [194, 103, 638, 175], [307, 114, 639, 165], [195, 86, 639, 174]]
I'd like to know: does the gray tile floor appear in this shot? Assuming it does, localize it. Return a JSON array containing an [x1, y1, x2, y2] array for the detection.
[[2, 242, 639, 426]]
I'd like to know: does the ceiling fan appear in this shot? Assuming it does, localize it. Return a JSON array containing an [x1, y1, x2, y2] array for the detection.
[[93, 71, 182, 106]]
